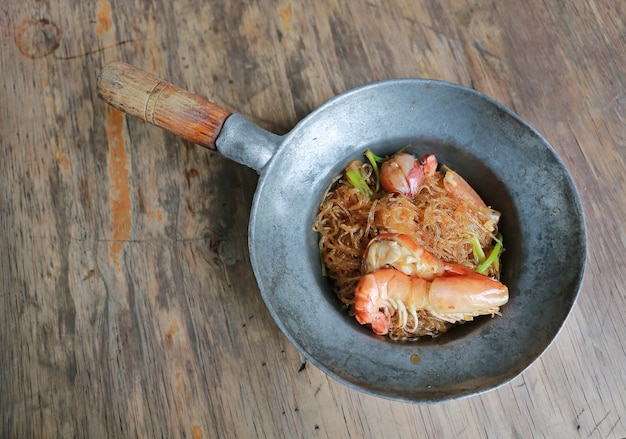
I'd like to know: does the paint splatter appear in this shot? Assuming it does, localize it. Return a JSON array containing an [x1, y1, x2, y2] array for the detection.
[[175, 372, 182, 391], [53, 144, 71, 174], [147, 209, 163, 222], [96, 0, 113, 36], [105, 107, 131, 268], [192, 425, 203, 439], [165, 321, 180, 347], [279, 3, 293, 32]]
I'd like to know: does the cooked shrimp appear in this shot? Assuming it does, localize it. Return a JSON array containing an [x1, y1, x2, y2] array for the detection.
[[354, 267, 509, 336], [442, 168, 487, 208], [363, 233, 475, 280], [371, 194, 421, 236], [421, 153, 438, 175], [379, 152, 439, 197], [380, 153, 424, 197], [442, 168, 501, 230]]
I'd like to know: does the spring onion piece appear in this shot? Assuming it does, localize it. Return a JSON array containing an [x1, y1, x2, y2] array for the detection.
[[346, 169, 373, 199], [318, 237, 328, 276], [476, 234, 503, 274], [394, 144, 410, 156], [365, 149, 385, 191], [468, 235, 485, 263]]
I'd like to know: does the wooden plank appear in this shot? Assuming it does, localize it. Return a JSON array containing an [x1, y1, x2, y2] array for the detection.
[[1, 0, 625, 437]]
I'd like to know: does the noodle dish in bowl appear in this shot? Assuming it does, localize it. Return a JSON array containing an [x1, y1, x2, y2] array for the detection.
[[314, 149, 508, 341]]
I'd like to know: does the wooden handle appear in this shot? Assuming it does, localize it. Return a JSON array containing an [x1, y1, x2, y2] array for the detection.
[[97, 62, 231, 150]]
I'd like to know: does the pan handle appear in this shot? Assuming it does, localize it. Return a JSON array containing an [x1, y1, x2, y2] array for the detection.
[[97, 62, 231, 150]]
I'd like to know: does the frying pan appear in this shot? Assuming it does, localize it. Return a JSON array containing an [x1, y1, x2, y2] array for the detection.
[[97, 62, 586, 403]]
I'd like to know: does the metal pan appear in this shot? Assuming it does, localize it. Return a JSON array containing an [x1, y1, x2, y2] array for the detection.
[[97, 63, 586, 403]]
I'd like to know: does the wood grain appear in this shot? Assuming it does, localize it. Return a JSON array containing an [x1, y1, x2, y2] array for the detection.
[[1, 0, 625, 438]]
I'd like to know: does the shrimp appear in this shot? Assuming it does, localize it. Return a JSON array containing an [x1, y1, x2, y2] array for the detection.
[[363, 233, 475, 280], [372, 194, 421, 236], [421, 153, 438, 175], [356, 232, 508, 335], [354, 268, 509, 335], [380, 153, 438, 197], [442, 168, 487, 208], [380, 153, 423, 197], [442, 168, 501, 230]]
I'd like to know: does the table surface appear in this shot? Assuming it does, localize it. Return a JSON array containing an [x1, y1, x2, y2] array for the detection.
[[2, 0, 625, 437]]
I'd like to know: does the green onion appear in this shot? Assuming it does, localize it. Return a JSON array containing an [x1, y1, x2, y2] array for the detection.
[[346, 169, 373, 199], [394, 144, 410, 155], [476, 234, 503, 274], [318, 238, 328, 276], [365, 149, 385, 191], [468, 235, 485, 263]]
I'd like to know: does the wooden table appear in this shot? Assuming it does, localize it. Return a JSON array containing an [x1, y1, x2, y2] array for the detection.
[[2, 0, 625, 437]]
